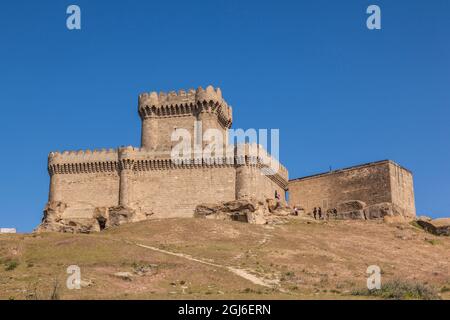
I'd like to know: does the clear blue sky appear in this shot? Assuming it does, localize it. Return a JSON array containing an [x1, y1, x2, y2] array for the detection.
[[0, 0, 449, 232]]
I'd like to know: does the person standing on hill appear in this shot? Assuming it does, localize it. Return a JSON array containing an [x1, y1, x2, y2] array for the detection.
[[275, 190, 280, 200]]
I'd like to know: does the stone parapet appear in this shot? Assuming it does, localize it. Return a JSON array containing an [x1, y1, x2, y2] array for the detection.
[[47, 143, 288, 190], [138, 85, 232, 129]]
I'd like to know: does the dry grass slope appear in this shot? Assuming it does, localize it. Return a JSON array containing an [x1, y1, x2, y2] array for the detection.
[[0, 218, 449, 300]]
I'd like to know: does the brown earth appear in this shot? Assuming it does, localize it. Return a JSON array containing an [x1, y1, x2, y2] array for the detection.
[[0, 218, 449, 300]]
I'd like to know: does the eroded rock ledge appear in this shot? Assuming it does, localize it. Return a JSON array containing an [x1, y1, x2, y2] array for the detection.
[[35, 201, 153, 234], [36, 198, 425, 233], [416, 218, 450, 236], [194, 199, 416, 225], [194, 199, 294, 225], [316, 200, 414, 222]]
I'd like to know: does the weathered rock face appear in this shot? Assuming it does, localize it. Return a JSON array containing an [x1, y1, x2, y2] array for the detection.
[[266, 199, 293, 216], [194, 199, 294, 225], [108, 206, 137, 227], [35, 201, 153, 234], [312, 201, 413, 221], [416, 218, 450, 236], [417, 215, 432, 222], [366, 202, 407, 219], [325, 200, 367, 220], [195, 200, 254, 223], [35, 201, 98, 234], [337, 200, 366, 212]]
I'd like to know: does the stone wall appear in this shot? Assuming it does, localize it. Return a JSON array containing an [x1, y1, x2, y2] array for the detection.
[[289, 160, 415, 219], [45, 147, 288, 223], [54, 172, 120, 219], [132, 166, 236, 218], [389, 162, 416, 218], [142, 115, 198, 152], [40, 86, 289, 232], [47, 149, 120, 220], [236, 165, 286, 203], [139, 86, 233, 151]]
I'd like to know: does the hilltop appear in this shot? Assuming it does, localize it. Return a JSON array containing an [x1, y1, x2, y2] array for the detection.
[[1, 218, 449, 300]]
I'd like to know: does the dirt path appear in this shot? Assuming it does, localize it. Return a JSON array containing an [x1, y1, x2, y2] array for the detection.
[[133, 242, 277, 288]]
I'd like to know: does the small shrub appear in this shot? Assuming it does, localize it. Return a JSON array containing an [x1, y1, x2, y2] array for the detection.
[[352, 279, 440, 300], [49, 279, 61, 300], [330, 289, 341, 294], [25, 280, 61, 300], [425, 239, 440, 245], [409, 221, 422, 229], [285, 271, 295, 277], [4, 261, 19, 271], [441, 286, 450, 293]]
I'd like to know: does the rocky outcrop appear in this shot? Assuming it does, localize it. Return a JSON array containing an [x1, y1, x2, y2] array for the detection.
[[35, 201, 98, 234], [195, 200, 254, 222], [266, 199, 293, 216], [323, 200, 366, 220], [108, 206, 138, 227], [113, 272, 133, 281], [316, 201, 413, 221], [338, 200, 366, 212], [416, 218, 450, 236], [194, 199, 295, 225], [417, 215, 432, 222], [35, 201, 153, 234]]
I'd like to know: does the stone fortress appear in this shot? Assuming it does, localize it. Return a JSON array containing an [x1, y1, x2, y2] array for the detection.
[[289, 160, 416, 220], [38, 86, 289, 232], [38, 86, 416, 233]]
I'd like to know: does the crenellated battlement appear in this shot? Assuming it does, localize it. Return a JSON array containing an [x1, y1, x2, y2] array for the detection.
[[48, 148, 119, 165], [47, 144, 288, 189], [138, 85, 223, 107], [138, 85, 232, 128], [234, 143, 289, 182]]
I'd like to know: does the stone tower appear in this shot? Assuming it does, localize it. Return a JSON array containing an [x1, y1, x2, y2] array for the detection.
[[39, 86, 289, 233]]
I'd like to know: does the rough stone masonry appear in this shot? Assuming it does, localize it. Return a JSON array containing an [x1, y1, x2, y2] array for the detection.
[[37, 86, 289, 232], [38, 85, 416, 233], [289, 160, 416, 221]]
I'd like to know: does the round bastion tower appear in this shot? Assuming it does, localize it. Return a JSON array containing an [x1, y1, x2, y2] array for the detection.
[[118, 146, 135, 207], [48, 154, 62, 203], [139, 92, 159, 150], [234, 145, 260, 200]]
